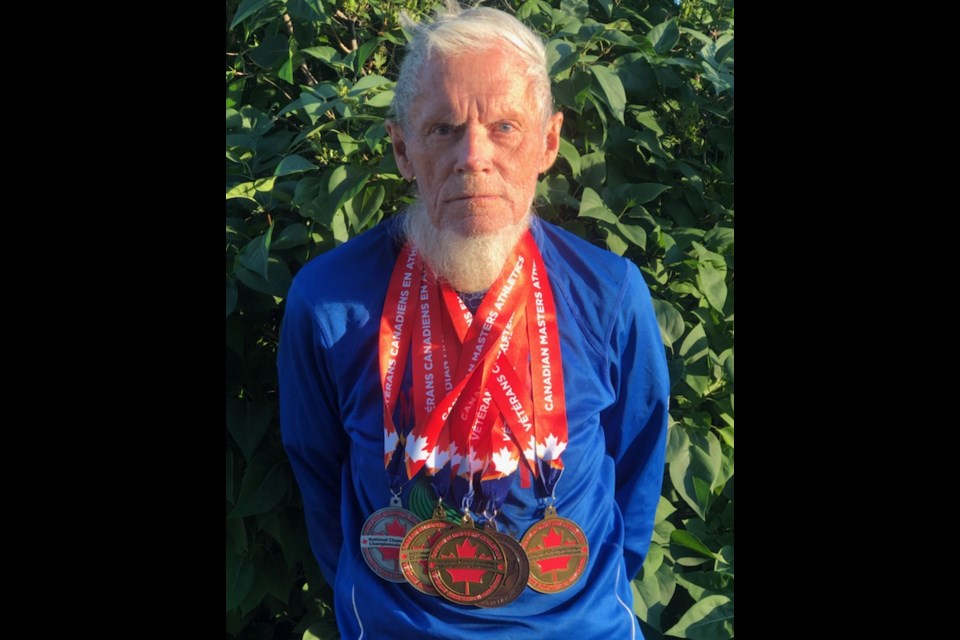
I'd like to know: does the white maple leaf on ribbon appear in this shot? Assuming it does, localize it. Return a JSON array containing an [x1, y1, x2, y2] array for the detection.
[[459, 448, 484, 475], [491, 446, 519, 475], [523, 435, 537, 462], [537, 433, 567, 462], [406, 434, 431, 462], [449, 442, 463, 468], [426, 444, 450, 470], [384, 429, 399, 456]]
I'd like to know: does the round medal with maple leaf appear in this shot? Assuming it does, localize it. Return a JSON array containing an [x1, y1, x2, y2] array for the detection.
[[520, 506, 590, 593], [360, 507, 421, 583], [428, 526, 508, 605], [476, 530, 530, 608], [399, 516, 455, 595]]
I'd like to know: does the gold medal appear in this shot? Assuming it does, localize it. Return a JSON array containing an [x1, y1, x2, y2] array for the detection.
[[476, 525, 530, 608], [428, 514, 508, 605], [360, 502, 421, 583], [520, 505, 589, 593], [399, 504, 456, 595]]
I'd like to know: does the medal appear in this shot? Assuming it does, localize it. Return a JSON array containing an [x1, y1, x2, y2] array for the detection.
[[428, 513, 508, 605], [476, 523, 529, 608], [360, 495, 422, 583], [399, 503, 456, 595], [520, 504, 589, 593]]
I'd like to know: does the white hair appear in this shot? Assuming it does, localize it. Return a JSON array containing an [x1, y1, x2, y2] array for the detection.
[[391, 0, 554, 127]]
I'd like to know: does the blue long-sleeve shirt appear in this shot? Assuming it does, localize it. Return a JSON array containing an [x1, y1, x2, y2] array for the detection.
[[279, 216, 669, 639]]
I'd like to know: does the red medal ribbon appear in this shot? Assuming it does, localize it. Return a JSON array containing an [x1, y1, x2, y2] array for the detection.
[[377, 229, 569, 507]]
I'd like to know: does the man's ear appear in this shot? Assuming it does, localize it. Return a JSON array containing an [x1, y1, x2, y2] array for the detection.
[[537, 111, 564, 174], [385, 120, 415, 181]]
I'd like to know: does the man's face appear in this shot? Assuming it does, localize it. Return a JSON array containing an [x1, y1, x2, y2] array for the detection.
[[387, 47, 563, 237]]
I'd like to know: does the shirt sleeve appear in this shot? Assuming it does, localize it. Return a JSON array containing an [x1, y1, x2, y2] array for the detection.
[[601, 260, 670, 579], [278, 279, 350, 585]]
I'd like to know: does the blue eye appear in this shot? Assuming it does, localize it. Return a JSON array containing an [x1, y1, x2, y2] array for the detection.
[[433, 124, 453, 135], [497, 123, 515, 133]]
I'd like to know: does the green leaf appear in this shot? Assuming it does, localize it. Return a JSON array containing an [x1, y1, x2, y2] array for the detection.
[[365, 90, 394, 108], [675, 571, 734, 601], [331, 210, 350, 245], [669, 428, 722, 519], [238, 225, 274, 279], [654, 560, 677, 607], [631, 183, 671, 204], [546, 39, 578, 78], [225, 177, 276, 202], [694, 243, 728, 312], [233, 256, 292, 298], [651, 298, 684, 347], [716, 39, 734, 64], [631, 107, 664, 136], [679, 323, 708, 363], [665, 420, 689, 466], [670, 530, 717, 560], [647, 18, 680, 56], [229, 462, 289, 520], [558, 137, 580, 175], [349, 74, 391, 96], [354, 38, 382, 75], [722, 350, 734, 385], [249, 34, 289, 70], [615, 220, 646, 249], [274, 154, 317, 177], [354, 185, 385, 230], [309, 166, 372, 227], [716, 545, 734, 574], [226, 551, 254, 611], [364, 121, 387, 151], [560, 0, 589, 20], [517, 0, 540, 21], [278, 55, 294, 84], [664, 595, 733, 640], [717, 426, 733, 449], [703, 226, 734, 254], [229, 0, 274, 29], [578, 187, 618, 224], [632, 571, 662, 630], [603, 227, 628, 256], [271, 223, 309, 250], [286, 0, 325, 21], [590, 65, 626, 123], [679, 27, 714, 47], [579, 152, 606, 191], [300, 46, 338, 62], [226, 275, 238, 317], [226, 399, 273, 461]]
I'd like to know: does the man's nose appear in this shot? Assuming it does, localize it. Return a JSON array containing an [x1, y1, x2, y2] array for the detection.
[[454, 125, 494, 174]]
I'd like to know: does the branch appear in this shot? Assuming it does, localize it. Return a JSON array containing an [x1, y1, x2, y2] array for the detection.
[[282, 13, 318, 86]]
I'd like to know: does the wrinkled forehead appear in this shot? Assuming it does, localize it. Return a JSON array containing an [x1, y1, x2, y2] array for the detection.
[[410, 48, 538, 123]]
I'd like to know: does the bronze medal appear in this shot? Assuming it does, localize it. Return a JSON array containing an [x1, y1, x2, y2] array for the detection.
[[428, 515, 508, 605], [360, 504, 421, 583], [399, 505, 456, 595], [520, 505, 589, 593], [476, 528, 530, 608]]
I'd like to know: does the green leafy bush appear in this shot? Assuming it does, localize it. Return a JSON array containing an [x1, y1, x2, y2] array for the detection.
[[226, 1, 733, 638]]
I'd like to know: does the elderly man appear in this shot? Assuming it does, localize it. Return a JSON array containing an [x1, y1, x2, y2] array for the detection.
[[279, 2, 669, 637]]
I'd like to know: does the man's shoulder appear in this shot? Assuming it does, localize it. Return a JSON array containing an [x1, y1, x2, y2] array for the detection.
[[291, 217, 401, 298], [535, 219, 634, 297]]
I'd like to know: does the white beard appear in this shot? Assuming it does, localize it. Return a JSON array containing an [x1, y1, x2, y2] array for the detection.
[[401, 201, 531, 293]]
